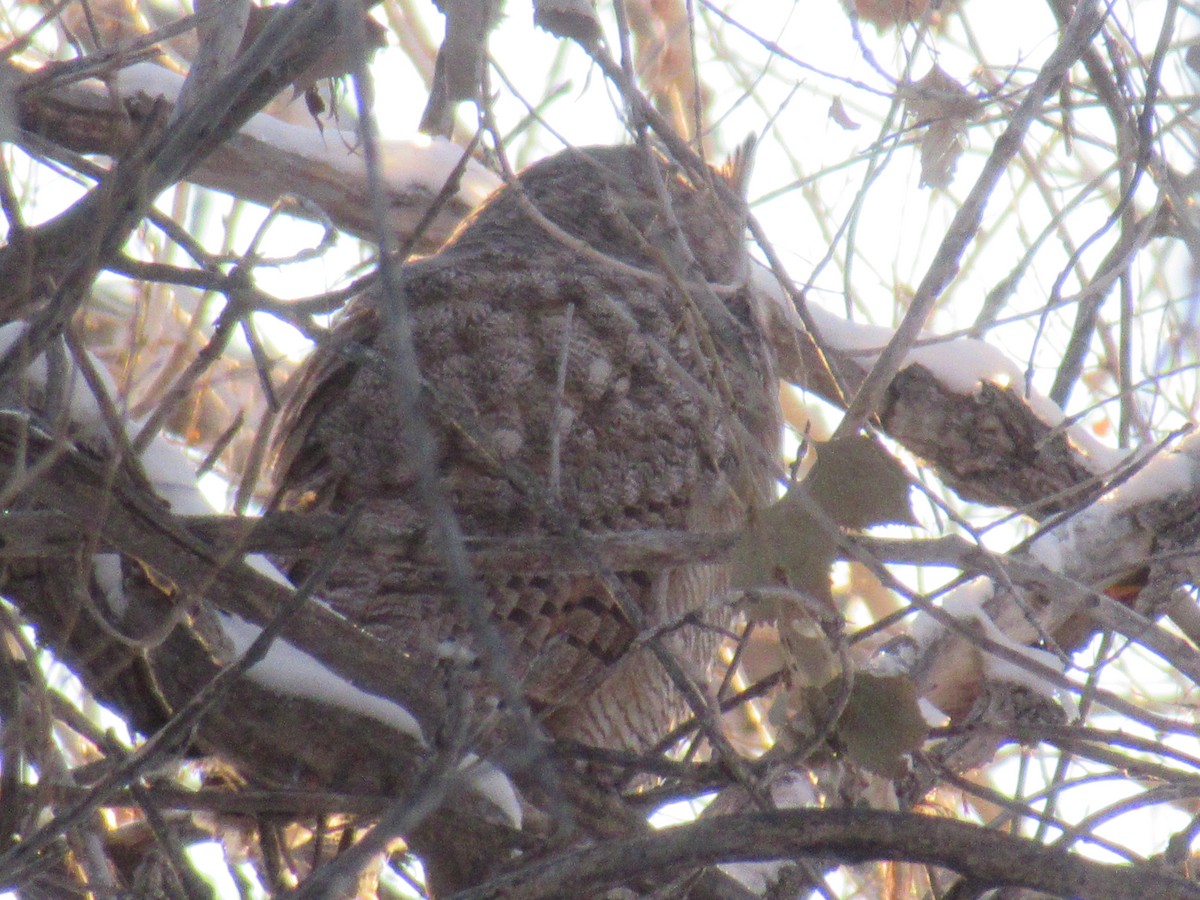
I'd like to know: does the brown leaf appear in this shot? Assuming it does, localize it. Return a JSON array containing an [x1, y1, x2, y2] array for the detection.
[[902, 67, 981, 189], [736, 589, 842, 686], [240, 5, 387, 100], [421, 0, 502, 136], [852, 0, 930, 30], [731, 491, 838, 602], [534, 0, 602, 45], [903, 67, 980, 121], [780, 614, 843, 687], [1186, 41, 1200, 75], [805, 434, 916, 530], [772, 650, 927, 774], [917, 121, 965, 189], [829, 96, 861, 131]]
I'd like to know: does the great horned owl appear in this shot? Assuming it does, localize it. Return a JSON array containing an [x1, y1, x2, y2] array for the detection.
[[271, 144, 780, 753]]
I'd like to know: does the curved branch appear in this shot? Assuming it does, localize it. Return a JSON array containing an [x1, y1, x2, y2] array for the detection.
[[457, 809, 1200, 900]]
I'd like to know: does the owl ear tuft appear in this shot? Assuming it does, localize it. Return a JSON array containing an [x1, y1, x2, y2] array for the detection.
[[718, 135, 757, 197]]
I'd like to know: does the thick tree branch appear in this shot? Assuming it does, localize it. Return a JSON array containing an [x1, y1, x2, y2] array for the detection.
[[0, 417, 439, 728], [13, 63, 482, 253], [455, 809, 1200, 900], [0, 0, 343, 320]]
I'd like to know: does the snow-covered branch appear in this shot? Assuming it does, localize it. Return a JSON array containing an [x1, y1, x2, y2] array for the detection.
[[753, 266, 1121, 515], [0, 323, 527, 830], [15, 61, 500, 253]]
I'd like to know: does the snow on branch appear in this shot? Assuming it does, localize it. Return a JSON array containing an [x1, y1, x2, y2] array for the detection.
[[752, 265, 1120, 514], [803, 301, 1120, 472], [751, 270, 1200, 771], [1029, 428, 1200, 614], [15, 61, 501, 251], [0, 322, 422, 740], [889, 429, 1200, 769], [0, 321, 525, 826]]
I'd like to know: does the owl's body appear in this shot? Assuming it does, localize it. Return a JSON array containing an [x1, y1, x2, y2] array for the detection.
[[272, 146, 779, 751]]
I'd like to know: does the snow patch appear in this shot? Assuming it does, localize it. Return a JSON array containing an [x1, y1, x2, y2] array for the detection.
[[1027, 432, 1199, 586], [906, 337, 1019, 395], [379, 137, 500, 209], [768, 771, 817, 809], [244, 552, 296, 589], [218, 612, 425, 742], [1, 327, 532, 826], [911, 578, 1071, 711], [802, 301, 894, 358], [111, 61, 187, 104], [460, 754, 523, 828], [909, 578, 995, 647], [979, 636, 1069, 711], [137, 449, 429, 744], [138, 433, 218, 516], [93, 553, 126, 617], [0, 322, 109, 442], [436, 638, 478, 663], [1028, 530, 1064, 573], [748, 276, 1124, 474], [804, 301, 1123, 473], [802, 302, 1021, 394], [111, 63, 499, 209], [1100, 431, 1200, 511], [918, 698, 950, 728], [749, 262, 804, 332], [0, 328, 428, 743]]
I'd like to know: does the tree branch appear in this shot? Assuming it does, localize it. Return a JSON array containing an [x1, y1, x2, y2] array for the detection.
[[456, 809, 1200, 900]]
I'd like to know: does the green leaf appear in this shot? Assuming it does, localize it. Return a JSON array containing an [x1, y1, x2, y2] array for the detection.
[[836, 673, 929, 777], [806, 434, 916, 530], [730, 433, 914, 599], [731, 489, 837, 602]]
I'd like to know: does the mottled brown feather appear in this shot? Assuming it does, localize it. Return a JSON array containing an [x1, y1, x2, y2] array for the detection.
[[270, 145, 780, 751]]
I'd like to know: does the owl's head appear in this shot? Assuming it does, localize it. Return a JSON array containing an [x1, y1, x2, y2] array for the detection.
[[454, 142, 753, 285]]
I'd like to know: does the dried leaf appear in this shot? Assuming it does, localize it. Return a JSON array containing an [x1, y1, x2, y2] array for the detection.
[[304, 85, 326, 125], [903, 67, 980, 121], [829, 96, 861, 131], [731, 490, 838, 602], [421, 0, 502, 135], [534, 0, 602, 45], [778, 657, 851, 747], [902, 67, 981, 189], [737, 589, 842, 684], [836, 673, 928, 776], [1186, 41, 1200, 75], [624, 0, 704, 137], [779, 615, 842, 687], [917, 121, 965, 189], [241, 5, 387, 100], [852, 0, 930, 30]]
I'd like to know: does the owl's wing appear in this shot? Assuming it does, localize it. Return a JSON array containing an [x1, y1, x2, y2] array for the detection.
[[272, 301, 381, 510]]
